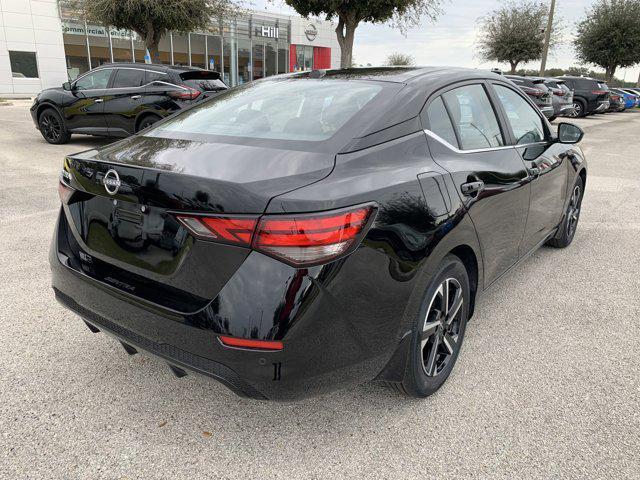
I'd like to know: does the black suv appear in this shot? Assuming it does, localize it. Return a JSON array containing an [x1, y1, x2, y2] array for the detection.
[[556, 76, 610, 117], [31, 63, 228, 144]]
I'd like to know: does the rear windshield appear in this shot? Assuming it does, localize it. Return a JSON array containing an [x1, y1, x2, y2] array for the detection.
[[179, 71, 227, 91], [152, 79, 383, 141]]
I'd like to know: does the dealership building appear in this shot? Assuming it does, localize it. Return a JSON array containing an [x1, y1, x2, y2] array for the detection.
[[0, 0, 341, 96]]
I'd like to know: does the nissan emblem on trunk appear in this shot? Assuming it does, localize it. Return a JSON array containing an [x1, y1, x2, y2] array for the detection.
[[103, 169, 121, 195]]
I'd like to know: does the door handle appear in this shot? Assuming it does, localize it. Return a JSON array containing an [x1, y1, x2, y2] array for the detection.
[[460, 181, 484, 196], [94, 98, 103, 103], [131, 95, 142, 100]]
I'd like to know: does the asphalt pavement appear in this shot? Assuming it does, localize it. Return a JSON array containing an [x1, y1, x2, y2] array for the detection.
[[0, 102, 638, 479]]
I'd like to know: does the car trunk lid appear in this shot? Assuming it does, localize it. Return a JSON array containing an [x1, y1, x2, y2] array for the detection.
[[60, 135, 334, 313]]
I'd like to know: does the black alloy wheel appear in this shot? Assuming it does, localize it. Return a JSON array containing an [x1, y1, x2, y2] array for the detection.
[[547, 176, 584, 248], [394, 254, 470, 397], [137, 115, 161, 132], [566, 183, 582, 239], [421, 278, 464, 377], [39, 109, 70, 144]]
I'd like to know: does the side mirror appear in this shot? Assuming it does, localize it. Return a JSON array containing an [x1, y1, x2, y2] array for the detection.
[[557, 122, 584, 144], [62, 81, 72, 91]]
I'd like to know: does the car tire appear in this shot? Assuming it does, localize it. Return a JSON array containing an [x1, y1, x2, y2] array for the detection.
[[395, 254, 470, 398], [38, 108, 71, 144], [136, 114, 162, 132], [573, 99, 587, 118], [546, 175, 584, 249]]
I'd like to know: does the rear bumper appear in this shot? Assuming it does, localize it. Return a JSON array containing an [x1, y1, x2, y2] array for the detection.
[[595, 101, 610, 112], [50, 211, 408, 400]]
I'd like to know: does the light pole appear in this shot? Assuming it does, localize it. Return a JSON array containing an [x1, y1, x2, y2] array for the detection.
[[539, 0, 556, 76]]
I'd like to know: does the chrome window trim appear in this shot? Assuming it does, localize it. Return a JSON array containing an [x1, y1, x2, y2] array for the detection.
[[73, 68, 172, 92], [424, 129, 548, 154]]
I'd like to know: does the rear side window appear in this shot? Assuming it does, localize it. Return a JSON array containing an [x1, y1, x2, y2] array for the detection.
[[442, 84, 504, 150], [145, 70, 166, 84], [179, 71, 227, 91], [494, 85, 545, 145], [112, 68, 144, 88], [424, 96, 458, 148], [152, 79, 382, 141]]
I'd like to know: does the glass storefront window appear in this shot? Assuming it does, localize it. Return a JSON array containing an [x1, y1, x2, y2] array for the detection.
[[295, 45, 313, 71], [252, 42, 264, 81], [61, 13, 293, 83], [206, 35, 222, 72], [88, 33, 110, 68], [173, 33, 189, 66], [190, 34, 206, 69], [265, 41, 277, 77], [277, 46, 288, 74], [237, 38, 250, 85], [111, 31, 133, 64], [155, 35, 172, 64], [133, 35, 147, 63], [62, 32, 89, 79]]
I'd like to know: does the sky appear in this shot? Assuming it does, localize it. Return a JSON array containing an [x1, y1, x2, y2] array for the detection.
[[253, 0, 640, 83]]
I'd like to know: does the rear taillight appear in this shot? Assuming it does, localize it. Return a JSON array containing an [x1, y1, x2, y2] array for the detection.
[[168, 85, 201, 100], [552, 89, 564, 96], [58, 169, 74, 204], [176, 215, 257, 246], [253, 205, 375, 267], [176, 204, 376, 267], [591, 90, 607, 95]]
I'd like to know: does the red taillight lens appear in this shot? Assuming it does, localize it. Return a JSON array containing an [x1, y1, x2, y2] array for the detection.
[[219, 336, 283, 351], [168, 85, 201, 100], [591, 90, 607, 95], [253, 205, 375, 267], [176, 215, 257, 246], [176, 204, 375, 266]]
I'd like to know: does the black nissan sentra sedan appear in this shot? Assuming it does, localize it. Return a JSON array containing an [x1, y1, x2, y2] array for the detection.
[[51, 67, 587, 400]]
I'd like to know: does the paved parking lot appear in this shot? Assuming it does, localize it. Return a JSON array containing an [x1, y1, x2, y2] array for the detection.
[[1, 103, 639, 479]]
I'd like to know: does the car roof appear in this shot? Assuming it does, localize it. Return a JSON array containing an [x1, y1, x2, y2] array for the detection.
[[93, 62, 206, 73], [287, 66, 505, 84]]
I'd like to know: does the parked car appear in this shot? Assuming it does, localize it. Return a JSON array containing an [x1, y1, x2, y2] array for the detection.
[[610, 88, 636, 109], [607, 91, 626, 112], [620, 88, 640, 106], [556, 76, 610, 117], [51, 67, 587, 400], [31, 63, 228, 144], [505, 75, 554, 119], [543, 78, 576, 119]]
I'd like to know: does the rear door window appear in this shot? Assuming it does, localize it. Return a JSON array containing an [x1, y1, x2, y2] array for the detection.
[[112, 68, 145, 88], [494, 85, 545, 145], [423, 96, 459, 148], [442, 84, 504, 150], [145, 70, 166, 84]]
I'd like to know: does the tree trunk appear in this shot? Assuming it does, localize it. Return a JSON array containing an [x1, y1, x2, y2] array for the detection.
[[509, 61, 518, 74], [335, 13, 358, 68], [637, 69, 640, 88], [605, 66, 616, 84], [141, 21, 162, 64]]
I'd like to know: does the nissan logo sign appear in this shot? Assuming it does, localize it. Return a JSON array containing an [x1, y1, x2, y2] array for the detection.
[[103, 169, 121, 195], [305, 24, 317, 41]]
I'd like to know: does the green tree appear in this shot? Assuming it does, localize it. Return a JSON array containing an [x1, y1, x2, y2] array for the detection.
[[574, 0, 640, 83], [284, 1, 442, 68], [71, 0, 241, 62], [477, 1, 561, 74], [385, 52, 415, 65]]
